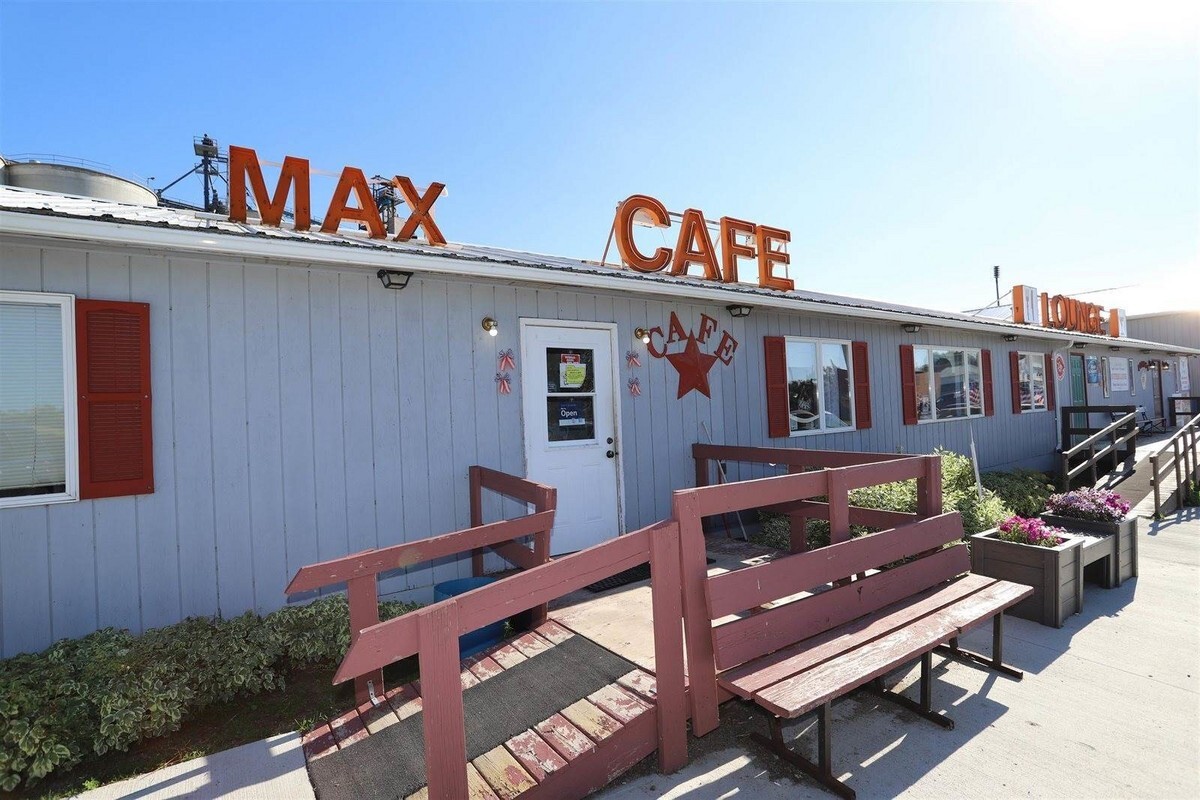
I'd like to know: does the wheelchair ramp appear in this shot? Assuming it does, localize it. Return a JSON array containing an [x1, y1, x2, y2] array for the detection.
[[302, 620, 663, 800]]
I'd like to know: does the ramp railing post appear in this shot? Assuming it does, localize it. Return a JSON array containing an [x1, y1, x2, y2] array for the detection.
[[649, 521, 687, 773], [470, 466, 484, 577], [347, 574, 383, 707], [419, 604, 469, 800]]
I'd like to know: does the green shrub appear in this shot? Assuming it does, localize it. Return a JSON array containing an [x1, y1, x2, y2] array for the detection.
[[981, 470, 1056, 517], [0, 594, 421, 791]]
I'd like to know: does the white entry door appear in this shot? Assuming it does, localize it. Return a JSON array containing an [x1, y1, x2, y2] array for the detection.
[[521, 321, 622, 555]]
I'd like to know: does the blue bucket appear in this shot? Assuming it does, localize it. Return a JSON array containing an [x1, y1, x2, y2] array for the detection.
[[434, 576, 505, 658]]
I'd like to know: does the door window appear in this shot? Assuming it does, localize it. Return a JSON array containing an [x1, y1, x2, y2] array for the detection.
[[545, 348, 597, 443]]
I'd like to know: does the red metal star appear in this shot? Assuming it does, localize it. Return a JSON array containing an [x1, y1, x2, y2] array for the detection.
[[666, 334, 719, 398]]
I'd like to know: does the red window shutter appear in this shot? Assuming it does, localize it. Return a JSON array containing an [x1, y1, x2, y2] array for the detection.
[[1009, 351, 1022, 414], [1044, 353, 1056, 411], [851, 340, 872, 430], [899, 344, 917, 425], [982, 349, 995, 417], [764, 336, 790, 438], [76, 299, 154, 499]]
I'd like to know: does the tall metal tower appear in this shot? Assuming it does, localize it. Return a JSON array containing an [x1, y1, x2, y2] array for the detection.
[[155, 134, 228, 213]]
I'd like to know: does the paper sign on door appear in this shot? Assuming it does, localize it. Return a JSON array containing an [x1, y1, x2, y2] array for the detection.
[[560, 354, 587, 389]]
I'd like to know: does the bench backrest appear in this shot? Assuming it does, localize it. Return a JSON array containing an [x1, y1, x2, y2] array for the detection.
[[705, 511, 968, 672]]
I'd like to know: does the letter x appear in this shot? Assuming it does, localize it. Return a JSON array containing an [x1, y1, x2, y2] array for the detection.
[[393, 176, 446, 245]]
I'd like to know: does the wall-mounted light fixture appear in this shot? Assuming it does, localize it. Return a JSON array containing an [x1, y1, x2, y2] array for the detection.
[[1109, 346, 1120, 352], [1140, 349, 1151, 354], [902, 323, 922, 334], [1002, 334, 1018, 342], [1072, 342, 1088, 348], [376, 269, 413, 290], [726, 304, 752, 318], [481, 317, 499, 337], [634, 327, 651, 345]]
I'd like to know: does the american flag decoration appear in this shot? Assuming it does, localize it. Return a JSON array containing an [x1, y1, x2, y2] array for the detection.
[[626, 350, 642, 368], [498, 348, 516, 372], [495, 372, 512, 395], [628, 377, 642, 397]]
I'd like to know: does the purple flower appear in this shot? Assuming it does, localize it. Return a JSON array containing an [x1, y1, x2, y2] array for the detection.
[[1046, 489, 1130, 522], [995, 515, 1066, 548]]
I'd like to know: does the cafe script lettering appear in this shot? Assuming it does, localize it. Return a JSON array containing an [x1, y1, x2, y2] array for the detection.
[[646, 312, 739, 399], [227, 146, 446, 245], [614, 194, 794, 292]]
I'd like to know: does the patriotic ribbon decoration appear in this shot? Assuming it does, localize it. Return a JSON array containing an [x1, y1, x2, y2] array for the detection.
[[495, 372, 512, 394], [626, 350, 642, 368], [628, 377, 642, 396], [498, 348, 516, 372]]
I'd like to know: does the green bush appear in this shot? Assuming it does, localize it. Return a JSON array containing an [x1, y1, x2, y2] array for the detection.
[[0, 594, 420, 791], [981, 469, 1056, 517]]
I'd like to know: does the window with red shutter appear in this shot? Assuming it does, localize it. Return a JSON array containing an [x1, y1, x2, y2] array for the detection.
[[1044, 353, 1056, 411], [763, 336, 789, 438], [851, 341, 872, 430], [1009, 351, 1022, 414], [981, 349, 995, 416], [899, 344, 917, 425], [76, 299, 154, 499]]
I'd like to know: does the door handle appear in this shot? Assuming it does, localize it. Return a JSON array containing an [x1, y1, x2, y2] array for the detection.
[[606, 450, 618, 459]]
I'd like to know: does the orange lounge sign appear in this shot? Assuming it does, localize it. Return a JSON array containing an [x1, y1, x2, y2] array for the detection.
[[226, 146, 446, 245], [613, 194, 794, 292], [1012, 284, 1126, 338]]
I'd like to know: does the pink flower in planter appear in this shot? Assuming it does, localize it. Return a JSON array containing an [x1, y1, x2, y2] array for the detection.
[[1045, 489, 1130, 523], [997, 516, 1066, 548]]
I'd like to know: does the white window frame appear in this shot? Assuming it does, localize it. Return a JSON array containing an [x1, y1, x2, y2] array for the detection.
[[913, 345, 986, 424], [1017, 351, 1049, 414], [784, 336, 856, 437], [0, 291, 79, 509]]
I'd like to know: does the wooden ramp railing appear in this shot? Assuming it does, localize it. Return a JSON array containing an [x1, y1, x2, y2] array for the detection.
[[1059, 409, 1138, 489], [676, 449, 944, 737], [1149, 412, 1200, 516], [334, 521, 688, 800], [286, 466, 556, 705], [693, 444, 929, 550]]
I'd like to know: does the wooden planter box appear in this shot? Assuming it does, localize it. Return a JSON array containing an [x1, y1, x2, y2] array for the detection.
[[970, 530, 1084, 628], [1040, 513, 1138, 586]]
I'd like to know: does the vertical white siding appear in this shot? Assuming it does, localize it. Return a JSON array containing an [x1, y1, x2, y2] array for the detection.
[[2, 241, 1084, 656]]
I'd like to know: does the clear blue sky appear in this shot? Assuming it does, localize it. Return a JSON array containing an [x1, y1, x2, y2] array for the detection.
[[1, 1, 1196, 313]]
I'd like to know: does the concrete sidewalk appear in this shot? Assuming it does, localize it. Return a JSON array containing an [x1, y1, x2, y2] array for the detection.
[[596, 508, 1200, 799], [76, 508, 1199, 799]]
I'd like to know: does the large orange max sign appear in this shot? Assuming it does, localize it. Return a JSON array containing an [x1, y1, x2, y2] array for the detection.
[[227, 146, 446, 245]]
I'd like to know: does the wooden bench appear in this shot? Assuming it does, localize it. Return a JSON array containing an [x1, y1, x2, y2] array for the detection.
[[701, 511, 1033, 799]]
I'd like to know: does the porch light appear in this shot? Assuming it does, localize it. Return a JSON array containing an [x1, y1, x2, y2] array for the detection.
[[481, 317, 499, 337], [726, 304, 752, 318], [1109, 346, 1120, 352], [1072, 342, 1088, 348], [634, 327, 651, 345], [376, 269, 413, 290], [902, 323, 922, 334], [1003, 334, 1018, 342]]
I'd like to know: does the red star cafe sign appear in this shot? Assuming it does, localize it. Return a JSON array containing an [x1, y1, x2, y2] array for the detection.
[[645, 312, 739, 398]]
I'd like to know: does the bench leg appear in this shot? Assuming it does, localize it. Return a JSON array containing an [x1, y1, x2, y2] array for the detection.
[[865, 652, 954, 730], [935, 613, 1024, 681], [749, 703, 856, 800]]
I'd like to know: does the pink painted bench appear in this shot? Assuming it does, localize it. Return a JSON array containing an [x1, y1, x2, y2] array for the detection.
[[676, 453, 1034, 799]]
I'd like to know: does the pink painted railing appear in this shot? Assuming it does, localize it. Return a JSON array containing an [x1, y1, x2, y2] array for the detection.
[[286, 466, 556, 706], [334, 520, 688, 800], [679, 447, 943, 737], [693, 444, 937, 551]]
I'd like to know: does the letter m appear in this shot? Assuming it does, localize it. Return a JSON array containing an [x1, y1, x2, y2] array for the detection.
[[228, 145, 311, 230]]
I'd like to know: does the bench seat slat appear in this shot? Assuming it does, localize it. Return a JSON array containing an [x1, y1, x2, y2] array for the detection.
[[713, 545, 970, 671], [751, 578, 1033, 719], [708, 512, 966, 619], [718, 572, 996, 698]]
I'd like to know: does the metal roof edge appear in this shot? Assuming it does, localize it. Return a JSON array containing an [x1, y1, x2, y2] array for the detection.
[[3, 207, 1198, 356]]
